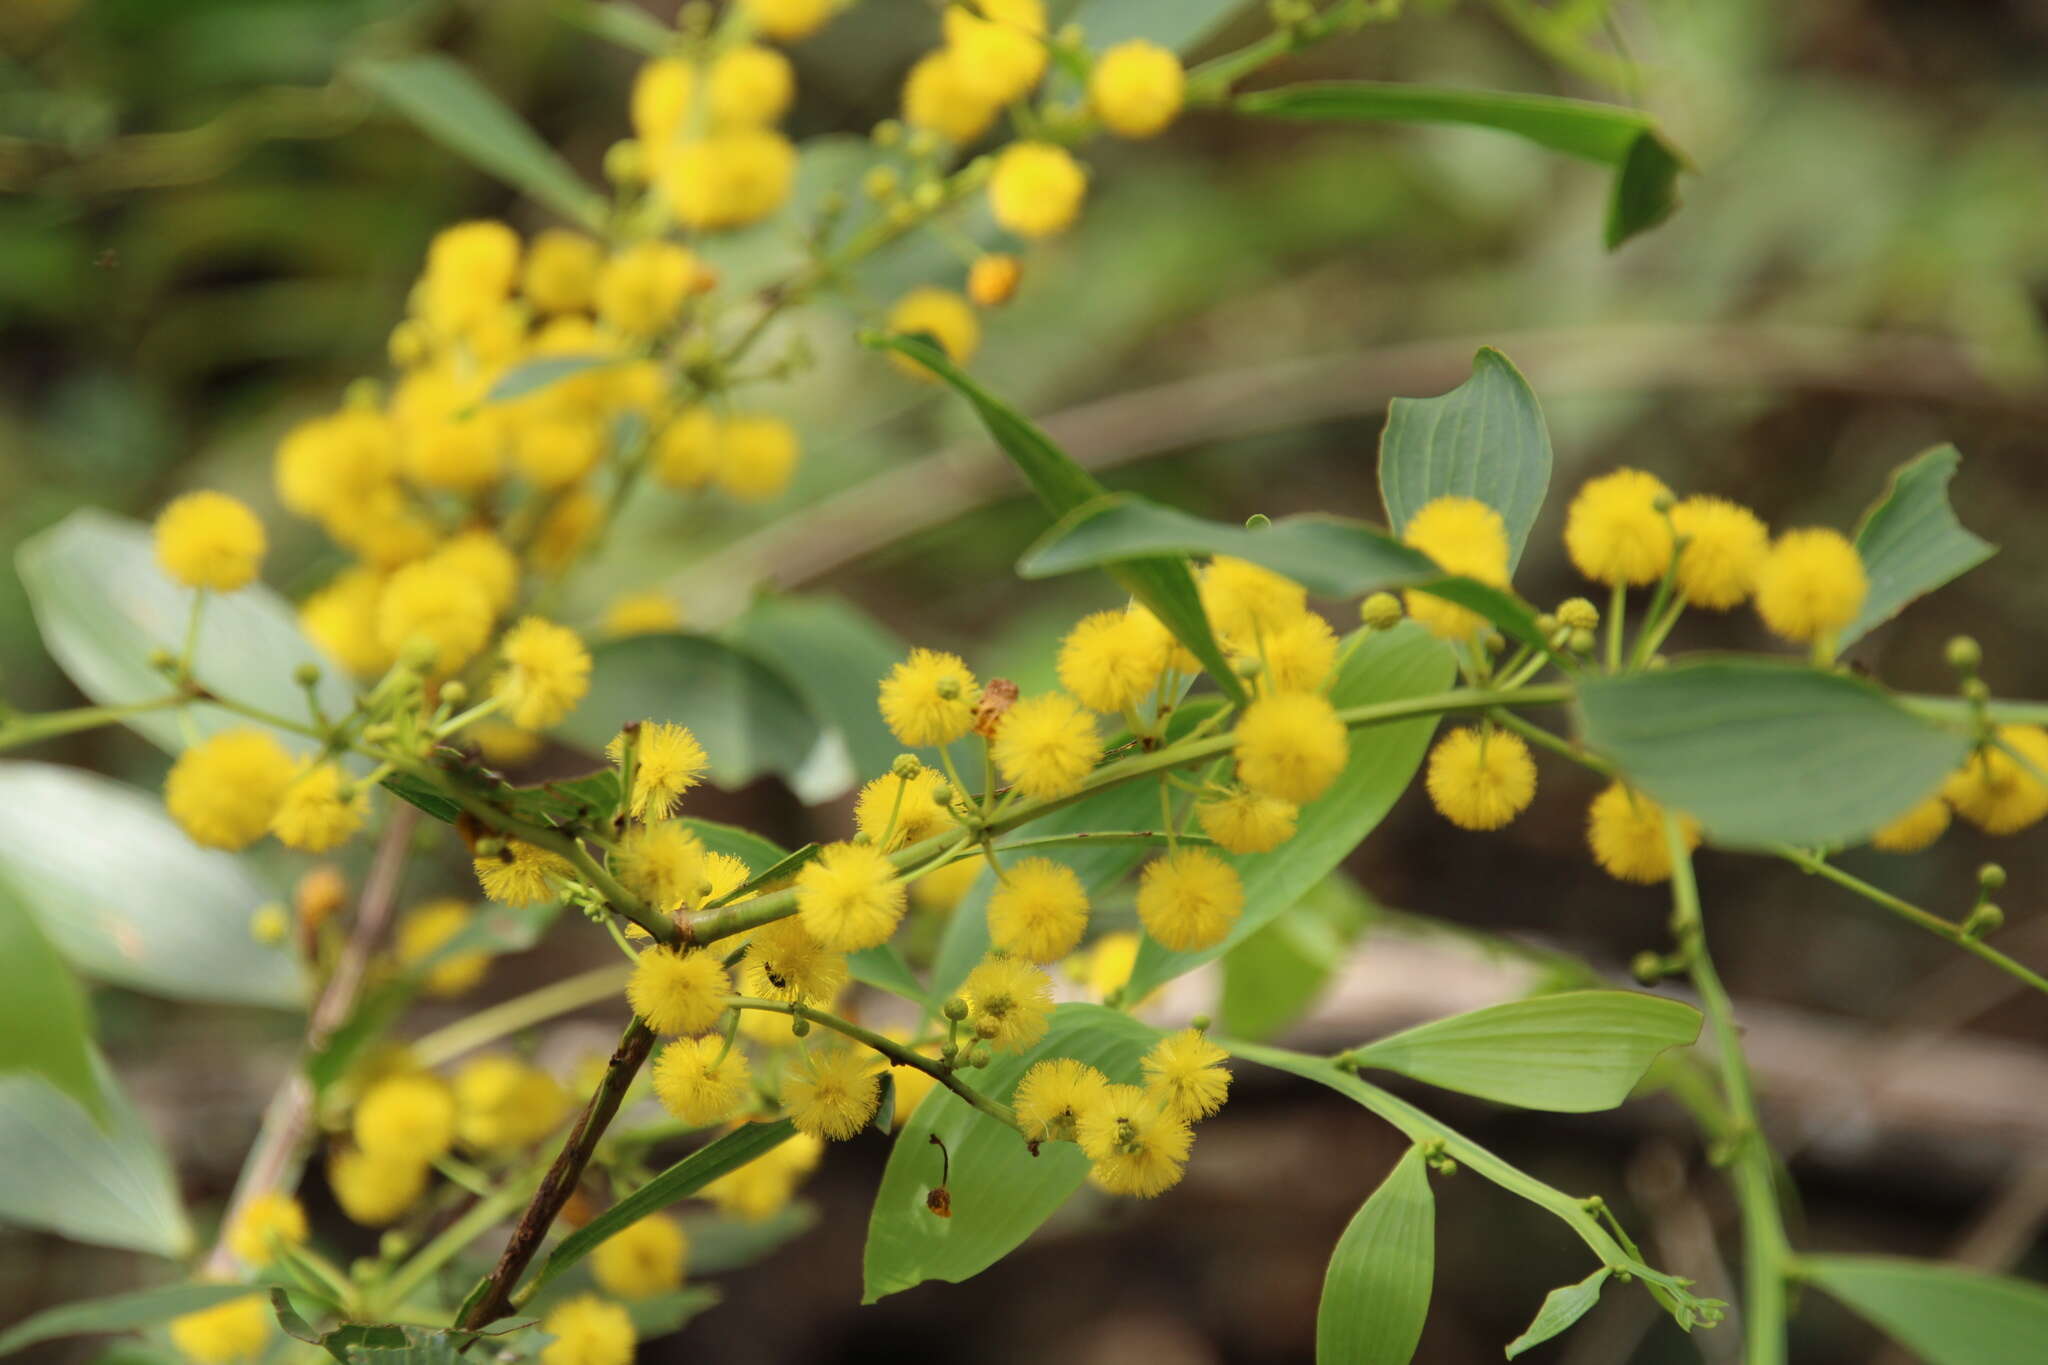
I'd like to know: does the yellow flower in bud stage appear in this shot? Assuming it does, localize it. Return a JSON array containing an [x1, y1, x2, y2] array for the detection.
[[1944, 725, 2048, 834], [628, 947, 731, 1035], [701, 1132, 823, 1220], [270, 762, 367, 853], [961, 955, 1055, 1051], [943, 0, 1048, 105], [742, 0, 838, 41], [329, 1148, 427, 1227], [653, 1034, 753, 1126], [709, 45, 794, 127], [1401, 495, 1510, 641], [155, 491, 265, 591], [274, 407, 398, 523], [660, 128, 798, 231], [1014, 1057, 1111, 1144], [1058, 608, 1171, 713], [533, 487, 603, 571], [1077, 1082, 1192, 1198], [1670, 496, 1769, 610], [515, 415, 606, 490], [1089, 40, 1185, 139], [1586, 781, 1699, 884], [377, 557, 495, 675], [631, 57, 697, 148], [986, 857, 1090, 962], [301, 566, 391, 676], [992, 693, 1100, 800], [397, 899, 489, 997], [1753, 527, 1868, 645], [901, 50, 1002, 146], [165, 729, 296, 851], [1565, 468, 1674, 588], [453, 1054, 568, 1150], [879, 647, 980, 746], [1136, 847, 1243, 951], [419, 220, 520, 334], [491, 617, 592, 731], [1255, 611, 1341, 694], [602, 590, 684, 638], [967, 253, 1021, 307], [611, 720, 709, 819], [989, 141, 1086, 238], [740, 917, 847, 1004], [1195, 787, 1297, 855], [715, 414, 799, 502], [1142, 1028, 1231, 1122], [226, 1191, 307, 1267], [1425, 727, 1537, 831], [1869, 793, 1951, 853], [539, 1295, 636, 1365], [885, 286, 982, 379], [592, 1213, 689, 1301], [1201, 556, 1308, 647], [521, 228, 602, 314], [473, 838, 574, 906], [169, 1293, 270, 1364], [595, 240, 701, 338], [784, 1045, 882, 1140], [653, 407, 722, 489], [1235, 690, 1348, 804], [613, 821, 707, 912], [854, 768, 956, 850], [354, 1073, 456, 1163], [796, 841, 906, 950], [911, 856, 982, 913]]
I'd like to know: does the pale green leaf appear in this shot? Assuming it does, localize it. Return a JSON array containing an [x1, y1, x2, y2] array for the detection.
[[1317, 1144, 1435, 1364], [0, 875, 99, 1121], [1061, 0, 1251, 50], [1505, 1267, 1611, 1358], [484, 355, 618, 404], [725, 594, 911, 790], [1806, 1255, 2048, 1365], [0, 1283, 255, 1356], [1220, 874, 1371, 1041], [1379, 348, 1553, 570], [1841, 445, 1996, 647]]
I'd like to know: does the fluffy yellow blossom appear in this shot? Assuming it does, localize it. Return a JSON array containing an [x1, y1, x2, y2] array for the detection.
[[539, 1295, 636, 1365], [1201, 556, 1308, 646], [741, 917, 847, 1004], [1014, 1057, 1110, 1144], [967, 253, 1021, 307], [989, 141, 1086, 238], [419, 220, 520, 333], [611, 721, 710, 819], [1402, 495, 1510, 641], [962, 955, 1055, 1051], [1073, 929, 1140, 1000], [602, 591, 684, 637], [901, 49, 1002, 145], [628, 947, 731, 1036], [328, 1147, 427, 1226], [879, 647, 979, 746], [992, 692, 1100, 800], [521, 228, 602, 314], [396, 899, 490, 996], [426, 530, 519, 615], [987, 857, 1090, 962], [226, 1192, 307, 1267], [595, 240, 700, 338], [1077, 1082, 1192, 1198], [473, 838, 574, 906], [701, 852, 754, 906], [854, 768, 956, 850], [1944, 725, 2048, 834], [377, 559, 494, 674], [1142, 1029, 1231, 1121], [270, 762, 367, 853], [165, 729, 296, 850], [716, 414, 799, 502], [453, 1054, 568, 1150], [1058, 608, 1171, 713], [911, 857, 983, 912], [324, 484, 438, 567], [784, 1045, 882, 1140], [1234, 690, 1348, 804], [701, 1133, 822, 1221], [532, 487, 603, 571], [631, 57, 696, 147], [1425, 727, 1536, 831], [155, 491, 265, 591], [169, 1294, 270, 1365], [1670, 496, 1769, 610], [491, 617, 591, 731], [1090, 40, 1185, 138], [301, 566, 392, 677], [514, 415, 606, 490], [274, 408, 397, 523], [654, 407, 722, 489], [944, 0, 1048, 104], [1256, 611, 1341, 694], [709, 45, 794, 126], [1869, 794, 1951, 853], [660, 128, 798, 231], [1587, 782, 1699, 884], [742, 0, 838, 41], [614, 820, 707, 912], [653, 1034, 753, 1126], [886, 286, 981, 379], [591, 1214, 689, 1301], [393, 374, 504, 491], [1753, 527, 1868, 645], [1136, 847, 1244, 951], [1195, 787, 1297, 854], [795, 841, 906, 950], [1565, 468, 1674, 588], [354, 1073, 455, 1163]]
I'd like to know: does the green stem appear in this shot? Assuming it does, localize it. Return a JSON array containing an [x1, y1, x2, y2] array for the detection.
[[411, 965, 634, 1070], [0, 694, 188, 753], [378, 1164, 546, 1315], [1605, 581, 1626, 673], [726, 996, 1016, 1129]]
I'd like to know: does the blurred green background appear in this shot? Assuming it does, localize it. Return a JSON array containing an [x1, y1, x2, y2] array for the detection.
[[4, 0, 2047, 1361]]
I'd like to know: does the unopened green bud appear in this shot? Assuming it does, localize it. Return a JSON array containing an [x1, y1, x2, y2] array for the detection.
[[342, 376, 383, 411], [1483, 630, 1506, 654], [911, 180, 944, 212], [968, 1044, 992, 1068], [973, 1017, 999, 1040], [892, 753, 923, 779], [940, 1041, 959, 1063], [1359, 592, 1402, 631], [935, 677, 961, 701], [249, 903, 289, 946], [1980, 863, 2007, 892], [399, 638, 440, 672], [603, 139, 645, 187], [1534, 613, 1558, 636], [1233, 655, 1263, 679], [294, 662, 322, 688], [474, 837, 505, 859], [1963, 678, 1991, 704], [1244, 512, 1271, 530], [1557, 597, 1600, 631], [930, 783, 954, 806], [1568, 627, 1598, 655], [906, 129, 940, 159], [1630, 951, 1664, 985], [851, 831, 873, 846], [871, 118, 904, 147], [790, 1016, 812, 1038], [1946, 635, 1982, 674], [942, 996, 968, 1022], [861, 165, 899, 202], [378, 1231, 411, 1261], [1964, 902, 2005, 939], [1652, 492, 1676, 514], [439, 681, 468, 707], [1189, 1014, 1212, 1032]]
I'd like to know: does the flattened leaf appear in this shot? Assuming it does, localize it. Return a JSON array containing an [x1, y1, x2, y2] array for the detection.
[[1379, 348, 1552, 569], [1316, 1144, 1435, 1364], [1806, 1255, 2048, 1365], [1842, 445, 1995, 647], [1506, 1267, 1611, 1358]]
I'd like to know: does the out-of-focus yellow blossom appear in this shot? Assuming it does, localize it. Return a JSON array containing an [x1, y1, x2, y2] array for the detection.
[[165, 729, 296, 851], [396, 899, 490, 997], [989, 141, 1086, 238], [602, 590, 684, 637], [1089, 40, 1185, 138], [270, 762, 368, 853], [591, 1214, 689, 1301], [155, 491, 265, 591], [659, 128, 798, 231], [453, 1054, 568, 1150], [885, 286, 981, 379], [377, 558, 495, 674], [716, 414, 799, 502]]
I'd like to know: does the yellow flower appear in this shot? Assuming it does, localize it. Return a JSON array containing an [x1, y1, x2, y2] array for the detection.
[[911, 857, 982, 913], [1201, 555, 1308, 647], [532, 487, 604, 572], [165, 729, 296, 851], [419, 220, 520, 333], [1869, 793, 1951, 853], [992, 692, 1100, 800], [1670, 496, 1768, 610], [1587, 781, 1698, 884], [1402, 495, 1510, 641], [397, 900, 489, 997], [659, 128, 798, 231], [354, 1073, 455, 1164], [539, 1295, 636, 1365], [275, 408, 397, 523], [709, 45, 794, 126], [602, 590, 683, 637], [1089, 40, 1185, 138], [301, 566, 393, 677], [742, 0, 838, 41], [1425, 727, 1537, 831], [987, 857, 1090, 962], [1234, 690, 1348, 804], [226, 1192, 307, 1268], [377, 559, 495, 674], [854, 768, 956, 851], [611, 721, 710, 819], [1255, 611, 1340, 694], [472, 721, 543, 766], [901, 49, 1002, 146], [591, 1214, 689, 1301], [1142, 1028, 1231, 1121], [1058, 608, 1171, 713], [701, 852, 754, 906], [716, 414, 799, 502], [885, 286, 981, 379], [323, 483, 438, 568], [521, 227, 602, 314], [879, 647, 979, 746], [514, 415, 606, 490], [426, 529, 520, 615], [653, 1034, 753, 1126], [1013, 1057, 1110, 1144], [944, 0, 1048, 104], [784, 1045, 881, 1140], [1136, 847, 1244, 951], [614, 821, 707, 912], [595, 240, 701, 338], [1072, 929, 1140, 1000], [392, 370, 504, 491], [1195, 787, 1297, 855], [169, 1294, 270, 1365], [700, 1133, 823, 1220], [967, 253, 1021, 307], [452, 1054, 568, 1150], [490, 617, 591, 731], [271, 762, 368, 853], [473, 838, 574, 906], [1753, 527, 1868, 645], [631, 57, 696, 147], [989, 141, 1086, 238], [155, 490, 265, 591], [961, 954, 1055, 1051], [1076, 1082, 1192, 1198], [1944, 725, 2048, 834], [653, 407, 722, 489], [740, 917, 847, 1004], [628, 947, 731, 1035], [328, 1147, 428, 1226], [1564, 468, 1673, 588], [795, 841, 906, 950]]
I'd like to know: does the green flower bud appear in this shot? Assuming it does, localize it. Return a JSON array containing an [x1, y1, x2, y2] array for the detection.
[[1979, 863, 2007, 892], [892, 753, 923, 779], [1359, 592, 1403, 630], [1946, 635, 1982, 673], [942, 996, 968, 1022], [1557, 597, 1600, 632], [293, 662, 322, 688]]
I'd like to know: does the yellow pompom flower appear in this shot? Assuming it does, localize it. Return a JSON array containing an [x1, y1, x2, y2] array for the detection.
[[1136, 847, 1244, 951], [740, 917, 847, 1004], [961, 955, 1055, 1051], [1234, 690, 1348, 804], [1195, 787, 1297, 855], [1014, 1057, 1111, 1144], [270, 762, 368, 853], [354, 1073, 455, 1163], [591, 1214, 689, 1301], [944, 0, 1048, 104], [612, 821, 707, 913], [628, 947, 731, 1035], [1670, 495, 1769, 610], [653, 407, 722, 489], [1564, 468, 1674, 588], [452, 1054, 568, 1150], [275, 408, 397, 523], [989, 141, 1087, 238], [521, 228, 602, 314], [715, 414, 799, 502], [419, 220, 520, 333], [155, 490, 265, 591], [901, 50, 1002, 146], [709, 45, 794, 126], [879, 647, 979, 746], [515, 416, 606, 491], [377, 559, 494, 674], [611, 720, 710, 819], [1073, 929, 1140, 1000], [911, 857, 982, 912], [660, 128, 798, 231], [1944, 725, 2048, 834], [328, 1147, 428, 1226], [967, 253, 1021, 307], [701, 1133, 823, 1220], [226, 1191, 307, 1267], [742, 0, 838, 40], [1142, 1028, 1231, 1122], [165, 729, 296, 851], [854, 768, 956, 851], [396, 899, 488, 997], [1753, 527, 1868, 645], [301, 566, 392, 677], [1201, 555, 1308, 647], [491, 617, 591, 731], [631, 57, 696, 147], [602, 590, 683, 637], [426, 529, 520, 615], [531, 487, 604, 572], [987, 857, 1090, 962], [1256, 611, 1341, 694], [473, 838, 574, 906], [1058, 608, 1171, 713], [595, 240, 700, 338], [1869, 794, 1951, 853], [992, 693, 1100, 800], [169, 1294, 270, 1365], [653, 1035, 753, 1126], [1586, 781, 1699, 884], [885, 286, 982, 380], [1425, 727, 1537, 831], [795, 841, 906, 950], [1076, 1082, 1193, 1198], [1089, 40, 1185, 138], [1402, 495, 1510, 641], [539, 1295, 636, 1365], [784, 1045, 882, 1140]]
